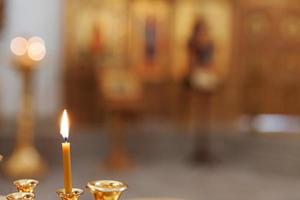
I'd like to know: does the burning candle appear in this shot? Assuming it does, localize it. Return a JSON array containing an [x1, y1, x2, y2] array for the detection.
[[60, 110, 73, 194]]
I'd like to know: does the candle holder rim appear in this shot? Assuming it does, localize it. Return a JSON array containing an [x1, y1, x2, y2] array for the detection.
[[56, 188, 84, 197], [6, 192, 35, 200], [86, 180, 128, 193], [13, 179, 39, 186]]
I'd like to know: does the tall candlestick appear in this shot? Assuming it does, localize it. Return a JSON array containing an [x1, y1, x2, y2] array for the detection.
[[60, 110, 73, 194]]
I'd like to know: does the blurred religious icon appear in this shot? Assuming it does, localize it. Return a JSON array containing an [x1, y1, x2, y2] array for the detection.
[[144, 16, 158, 67], [185, 17, 219, 164], [63, 0, 128, 123], [100, 68, 143, 170], [129, 0, 173, 83], [70, 21, 105, 124], [89, 21, 104, 58], [138, 15, 166, 83], [86, 21, 105, 119], [100, 69, 142, 103]]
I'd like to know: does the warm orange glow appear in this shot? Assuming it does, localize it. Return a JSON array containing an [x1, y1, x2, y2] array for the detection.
[[11, 36, 46, 61], [10, 37, 28, 56], [27, 37, 46, 61], [60, 110, 69, 140]]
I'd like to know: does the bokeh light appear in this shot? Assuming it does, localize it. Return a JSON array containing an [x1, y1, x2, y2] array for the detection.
[[10, 37, 28, 56], [28, 36, 45, 45], [27, 37, 46, 61]]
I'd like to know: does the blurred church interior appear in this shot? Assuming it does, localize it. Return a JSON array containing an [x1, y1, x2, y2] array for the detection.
[[1, 0, 300, 200]]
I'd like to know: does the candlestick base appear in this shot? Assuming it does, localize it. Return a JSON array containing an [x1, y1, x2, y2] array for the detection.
[[3, 146, 46, 178], [4, 57, 46, 178], [6, 192, 35, 200], [86, 180, 127, 200], [56, 188, 83, 200], [14, 179, 39, 193]]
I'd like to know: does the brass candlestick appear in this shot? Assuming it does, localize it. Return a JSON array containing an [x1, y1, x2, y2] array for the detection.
[[6, 193, 35, 200], [86, 180, 127, 200], [4, 37, 46, 178], [56, 188, 83, 200], [14, 179, 39, 193]]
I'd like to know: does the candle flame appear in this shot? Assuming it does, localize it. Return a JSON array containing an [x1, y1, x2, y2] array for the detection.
[[60, 109, 69, 140]]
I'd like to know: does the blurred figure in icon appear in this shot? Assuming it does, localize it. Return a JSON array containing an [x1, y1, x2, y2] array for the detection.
[[72, 21, 105, 123], [144, 16, 157, 66], [140, 15, 165, 83], [90, 21, 104, 59], [184, 17, 219, 164], [187, 17, 214, 73]]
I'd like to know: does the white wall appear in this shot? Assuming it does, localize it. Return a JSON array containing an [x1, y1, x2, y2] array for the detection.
[[0, 0, 63, 119]]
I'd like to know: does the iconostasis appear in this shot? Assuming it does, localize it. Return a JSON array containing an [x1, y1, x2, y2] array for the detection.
[[69, 0, 128, 66], [64, 0, 234, 124], [236, 0, 300, 115]]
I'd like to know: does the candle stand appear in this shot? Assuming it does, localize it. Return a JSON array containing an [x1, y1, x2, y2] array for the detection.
[[106, 111, 133, 170], [2, 179, 127, 200], [56, 188, 83, 200], [4, 37, 47, 178], [14, 179, 39, 193], [6, 193, 35, 200], [86, 180, 128, 200], [4, 61, 46, 177]]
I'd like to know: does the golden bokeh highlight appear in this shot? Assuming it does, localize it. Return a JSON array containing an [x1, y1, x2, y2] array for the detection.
[[28, 36, 45, 45], [10, 36, 46, 61], [10, 37, 28, 56], [27, 40, 46, 61]]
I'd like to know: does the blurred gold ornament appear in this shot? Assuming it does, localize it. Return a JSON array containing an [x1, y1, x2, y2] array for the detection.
[[6, 193, 35, 200], [3, 36, 47, 178], [14, 179, 39, 193]]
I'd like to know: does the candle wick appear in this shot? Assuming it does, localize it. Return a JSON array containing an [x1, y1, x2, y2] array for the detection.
[[63, 137, 68, 142]]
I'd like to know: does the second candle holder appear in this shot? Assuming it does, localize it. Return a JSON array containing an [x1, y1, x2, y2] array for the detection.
[[56, 188, 83, 200], [86, 180, 127, 200], [6, 192, 35, 200], [14, 179, 39, 193]]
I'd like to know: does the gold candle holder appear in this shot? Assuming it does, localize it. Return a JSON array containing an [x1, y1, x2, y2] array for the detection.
[[6, 193, 35, 200], [14, 179, 39, 193], [4, 37, 47, 178], [86, 180, 127, 200], [56, 188, 83, 200]]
